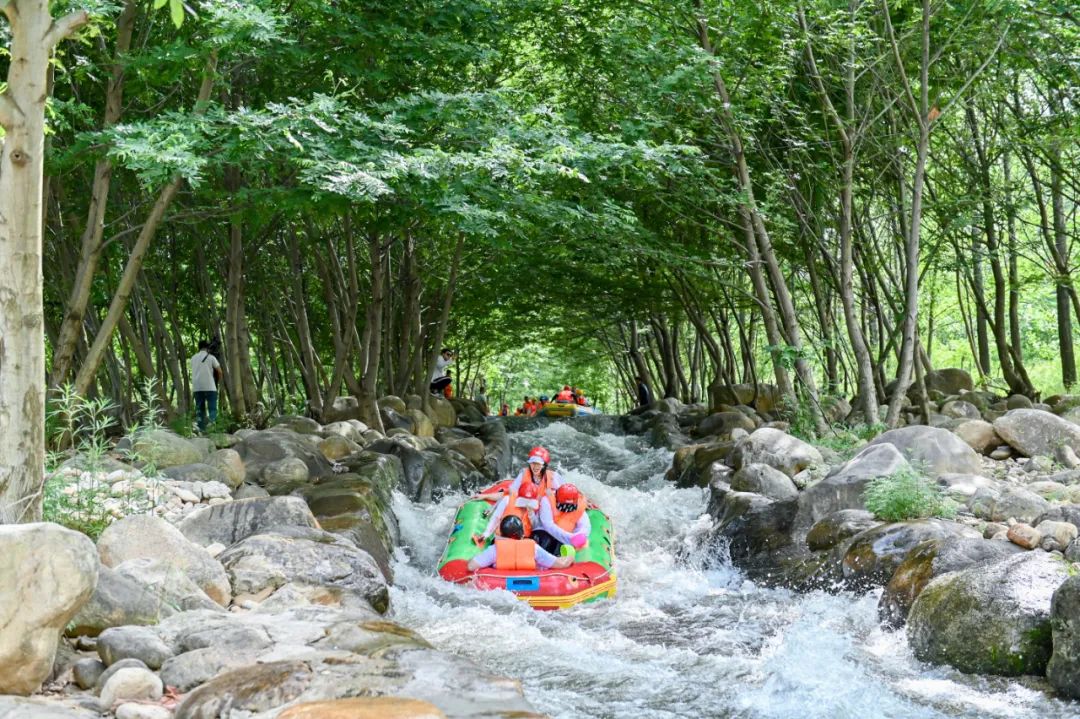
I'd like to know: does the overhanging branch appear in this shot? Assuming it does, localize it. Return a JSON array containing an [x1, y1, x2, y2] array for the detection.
[[44, 9, 89, 49]]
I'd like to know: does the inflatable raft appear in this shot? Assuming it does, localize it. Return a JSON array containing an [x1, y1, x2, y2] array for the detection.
[[437, 496, 616, 610], [539, 402, 599, 418]]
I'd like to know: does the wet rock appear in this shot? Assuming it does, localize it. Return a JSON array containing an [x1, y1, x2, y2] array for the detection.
[[97, 626, 173, 669], [695, 411, 756, 439], [1005, 523, 1041, 549], [0, 523, 98, 695], [218, 527, 389, 613], [730, 427, 823, 478], [795, 444, 909, 531], [805, 510, 880, 552], [99, 666, 162, 708], [130, 429, 203, 468], [97, 514, 229, 606], [68, 564, 173, 637], [867, 426, 981, 477], [953, 420, 1001, 456], [234, 428, 334, 487], [907, 551, 1068, 675], [278, 697, 447, 718], [879, 537, 1021, 627], [446, 437, 485, 465], [178, 495, 319, 548], [1048, 576, 1080, 698], [709, 487, 798, 563], [731, 463, 798, 501], [994, 408, 1080, 457], [840, 520, 979, 590]]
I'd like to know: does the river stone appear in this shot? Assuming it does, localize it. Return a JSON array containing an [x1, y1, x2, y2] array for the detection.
[[731, 463, 798, 501], [178, 496, 319, 548], [696, 411, 756, 439], [986, 487, 1050, 524], [273, 415, 322, 434], [97, 514, 230, 606], [319, 435, 360, 461], [99, 667, 162, 708], [322, 421, 364, 445], [112, 558, 222, 613], [162, 462, 228, 486], [446, 437, 485, 466], [1006, 523, 1042, 550], [805, 510, 880, 551], [67, 564, 173, 637], [1036, 520, 1078, 550], [994, 408, 1080, 457], [1048, 576, 1080, 698], [795, 444, 909, 531], [730, 428, 823, 478], [97, 626, 173, 669], [709, 487, 798, 563], [0, 523, 98, 695], [941, 400, 981, 420], [72, 658, 106, 690], [840, 519, 980, 590], [217, 527, 389, 613], [426, 396, 457, 428], [278, 697, 447, 719], [130, 429, 202, 469], [867, 426, 981, 477], [1007, 394, 1034, 410], [115, 705, 173, 719], [879, 536, 1022, 627], [174, 660, 314, 718], [234, 428, 334, 486], [261, 457, 311, 490], [378, 395, 408, 414], [203, 449, 245, 490], [952, 420, 1001, 456], [907, 551, 1068, 675], [924, 368, 975, 396], [0, 697, 99, 718]]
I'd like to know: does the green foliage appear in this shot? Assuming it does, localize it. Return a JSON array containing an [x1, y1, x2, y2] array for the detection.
[[863, 467, 958, 523]]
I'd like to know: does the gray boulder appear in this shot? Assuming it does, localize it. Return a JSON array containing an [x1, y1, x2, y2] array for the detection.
[[67, 565, 174, 637], [696, 411, 756, 439], [730, 428, 823, 478], [952, 419, 1001, 456], [941, 400, 981, 420], [130, 429, 203, 468], [271, 415, 322, 434], [907, 551, 1069, 675], [233, 428, 333, 486], [0, 523, 98, 695], [1048, 576, 1080, 698], [112, 559, 222, 613], [840, 519, 980, 591], [97, 626, 173, 669], [994, 408, 1080, 457], [867, 426, 981, 477], [161, 463, 227, 485], [177, 496, 319, 548], [99, 666, 163, 708], [924, 368, 975, 396], [795, 443, 909, 532], [805, 510, 880, 552], [731, 463, 798, 501]]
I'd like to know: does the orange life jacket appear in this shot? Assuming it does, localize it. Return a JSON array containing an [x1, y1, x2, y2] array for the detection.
[[494, 538, 537, 570], [555, 390, 573, 402], [575, 395, 586, 406], [499, 495, 534, 537], [521, 468, 555, 499], [443, 384, 453, 399], [552, 494, 588, 532]]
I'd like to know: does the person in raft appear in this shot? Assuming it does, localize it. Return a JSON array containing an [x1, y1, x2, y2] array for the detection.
[[554, 385, 575, 403], [467, 515, 573, 572], [476, 446, 565, 502], [475, 480, 542, 544], [532, 483, 590, 556]]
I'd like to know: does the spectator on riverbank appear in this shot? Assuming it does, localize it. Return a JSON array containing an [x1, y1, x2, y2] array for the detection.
[[636, 376, 652, 408], [191, 339, 222, 432], [429, 348, 454, 395]]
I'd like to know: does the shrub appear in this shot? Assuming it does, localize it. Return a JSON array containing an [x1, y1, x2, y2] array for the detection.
[[863, 466, 958, 522]]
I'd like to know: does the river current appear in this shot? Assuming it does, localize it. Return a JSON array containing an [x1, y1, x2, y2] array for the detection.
[[389, 420, 1078, 718]]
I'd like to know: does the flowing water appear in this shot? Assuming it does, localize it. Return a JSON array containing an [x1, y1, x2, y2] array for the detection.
[[390, 420, 1079, 718]]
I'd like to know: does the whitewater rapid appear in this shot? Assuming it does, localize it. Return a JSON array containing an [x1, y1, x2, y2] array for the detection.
[[389, 421, 1075, 718]]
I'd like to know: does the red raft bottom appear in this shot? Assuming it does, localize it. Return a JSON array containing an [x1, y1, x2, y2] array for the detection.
[[439, 559, 616, 610]]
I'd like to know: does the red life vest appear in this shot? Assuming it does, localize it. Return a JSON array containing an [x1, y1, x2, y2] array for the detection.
[[552, 495, 587, 532], [494, 538, 537, 570], [555, 390, 573, 402], [522, 468, 555, 499]]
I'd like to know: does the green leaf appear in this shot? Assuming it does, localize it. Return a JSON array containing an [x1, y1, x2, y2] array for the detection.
[[169, 0, 184, 28], [152, 0, 167, 8]]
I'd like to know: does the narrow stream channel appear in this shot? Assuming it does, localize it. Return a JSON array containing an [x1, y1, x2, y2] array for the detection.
[[389, 421, 1075, 718]]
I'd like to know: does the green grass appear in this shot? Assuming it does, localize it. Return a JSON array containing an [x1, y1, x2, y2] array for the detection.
[[863, 466, 958, 522]]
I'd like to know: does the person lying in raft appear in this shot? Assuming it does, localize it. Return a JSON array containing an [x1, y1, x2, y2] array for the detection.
[[476, 446, 564, 502], [467, 516, 574, 572], [532, 483, 590, 556], [475, 480, 541, 545]]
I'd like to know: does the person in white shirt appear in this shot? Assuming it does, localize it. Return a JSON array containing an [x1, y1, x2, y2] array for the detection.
[[191, 339, 222, 432], [429, 348, 454, 395]]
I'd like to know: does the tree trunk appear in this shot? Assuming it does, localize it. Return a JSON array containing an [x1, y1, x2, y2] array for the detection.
[[0, 0, 88, 522]]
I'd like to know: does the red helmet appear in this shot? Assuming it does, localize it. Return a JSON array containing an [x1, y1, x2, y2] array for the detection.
[[527, 446, 550, 464], [555, 484, 580, 506], [563, 385, 571, 391], [518, 482, 539, 499]]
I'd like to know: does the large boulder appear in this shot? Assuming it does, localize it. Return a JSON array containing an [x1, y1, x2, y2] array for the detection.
[[730, 463, 798, 501], [177, 497, 319, 548], [709, 484, 798, 563], [940, 400, 981, 420], [952, 420, 1001, 456], [217, 527, 389, 613], [840, 520, 980, 591], [907, 551, 1069, 675], [233, 428, 334, 487], [1048, 576, 1080, 698], [112, 559, 222, 613], [365, 439, 460, 502], [425, 396, 457, 428], [406, 409, 435, 438], [879, 537, 1021, 626], [924, 368, 975, 396], [795, 443, 909, 532], [97, 625, 173, 669], [0, 523, 98, 694], [97, 515, 230, 606], [972, 487, 1051, 524], [695, 411, 756, 439], [130, 429, 203, 469], [272, 415, 322, 434], [805, 510, 880, 552], [730, 428, 823, 478], [867, 426, 981, 477], [994, 409, 1080, 457], [67, 565, 174, 637], [204, 449, 245, 490]]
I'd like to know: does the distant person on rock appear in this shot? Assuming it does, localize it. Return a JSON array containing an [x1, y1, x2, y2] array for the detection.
[[474, 380, 489, 415], [191, 339, 222, 432], [467, 515, 572, 571], [429, 348, 454, 395], [534, 483, 590, 556], [636, 376, 652, 408], [499, 403, 510, 417]]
